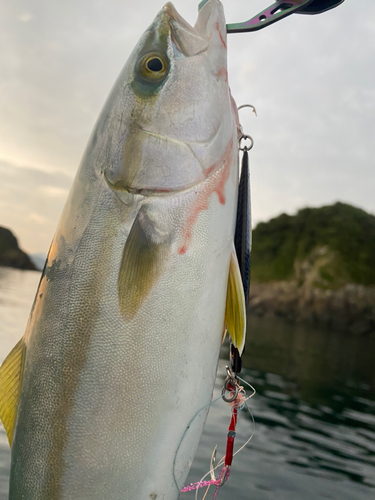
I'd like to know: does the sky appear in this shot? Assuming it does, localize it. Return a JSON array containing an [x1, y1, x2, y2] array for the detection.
[[0, 0, 374, 254]]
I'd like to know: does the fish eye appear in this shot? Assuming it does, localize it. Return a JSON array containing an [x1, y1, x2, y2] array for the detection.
[[138, 52, 169, 82], [147, 57, 163, 72]]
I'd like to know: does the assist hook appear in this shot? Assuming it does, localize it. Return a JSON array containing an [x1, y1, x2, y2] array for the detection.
[[198, 0, 345, 33]]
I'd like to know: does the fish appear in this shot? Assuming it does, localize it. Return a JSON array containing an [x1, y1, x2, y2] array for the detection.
[[0, 0, 246, 498]]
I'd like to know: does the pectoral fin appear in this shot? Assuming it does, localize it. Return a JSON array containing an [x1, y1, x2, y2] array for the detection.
[[224, 249, 246, 355], [0, 338, 26, 446], [118, 209, 171, 319]]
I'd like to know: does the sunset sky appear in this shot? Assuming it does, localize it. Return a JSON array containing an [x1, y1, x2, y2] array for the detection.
[[1, 0, 374, 254]]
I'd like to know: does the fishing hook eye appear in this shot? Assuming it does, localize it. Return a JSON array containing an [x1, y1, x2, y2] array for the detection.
[[239, 135, 254, 152], [222, 382, 238, 402], [222, 367, 240, 402]]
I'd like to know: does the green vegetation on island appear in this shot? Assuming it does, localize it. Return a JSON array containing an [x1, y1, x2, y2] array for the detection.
[[0, 227, 36, 271], [252, 202, 375, 289]]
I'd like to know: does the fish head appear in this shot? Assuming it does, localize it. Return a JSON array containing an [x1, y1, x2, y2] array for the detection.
[[102, 0, 237, 197]]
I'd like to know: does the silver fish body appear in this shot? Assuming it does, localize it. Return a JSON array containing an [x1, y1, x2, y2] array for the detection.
[[5, 1, 240, 498]]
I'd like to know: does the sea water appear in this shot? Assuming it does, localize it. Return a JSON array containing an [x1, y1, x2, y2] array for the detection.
[[1, 267, 374, 499]]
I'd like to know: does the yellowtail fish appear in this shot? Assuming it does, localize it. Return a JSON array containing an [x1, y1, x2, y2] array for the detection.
[[0, 0, 245, 498]]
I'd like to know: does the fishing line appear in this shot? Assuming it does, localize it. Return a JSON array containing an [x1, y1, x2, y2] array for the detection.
[[173, 393, 223, 492], [178, 375, 256, 500]]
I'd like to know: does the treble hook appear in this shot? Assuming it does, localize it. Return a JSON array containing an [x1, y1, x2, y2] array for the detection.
[[198, 0, 345, 33]]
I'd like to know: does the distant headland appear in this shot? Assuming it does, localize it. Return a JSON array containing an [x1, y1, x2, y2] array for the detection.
[[250, 202, 375, 335], [0, 227, 37, 271]]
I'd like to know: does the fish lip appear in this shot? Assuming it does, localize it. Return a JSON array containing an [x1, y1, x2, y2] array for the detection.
[[162, 1, 217, 56], [163, 0, 218, 30], [162, 2, 193, 28]]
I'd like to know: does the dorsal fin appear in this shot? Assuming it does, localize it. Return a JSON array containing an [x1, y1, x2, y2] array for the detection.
[[0, 338, 26, 446], [224, 249, 246, 355]]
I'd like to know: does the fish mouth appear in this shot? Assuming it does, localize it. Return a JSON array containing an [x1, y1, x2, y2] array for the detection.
[[162, 0, 223, 56]]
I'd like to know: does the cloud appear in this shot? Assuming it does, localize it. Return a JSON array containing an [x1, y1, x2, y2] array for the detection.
[[0, 161, 73, 253], [18, 12, 33, 23], [39, 186, 69, 198], [27, 213, 46, 225]]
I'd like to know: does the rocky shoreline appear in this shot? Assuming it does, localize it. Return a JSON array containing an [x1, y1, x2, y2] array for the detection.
[[0, 227, 36, 271], [249, 281, 375, 335], [249, 203, 375, 335]]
